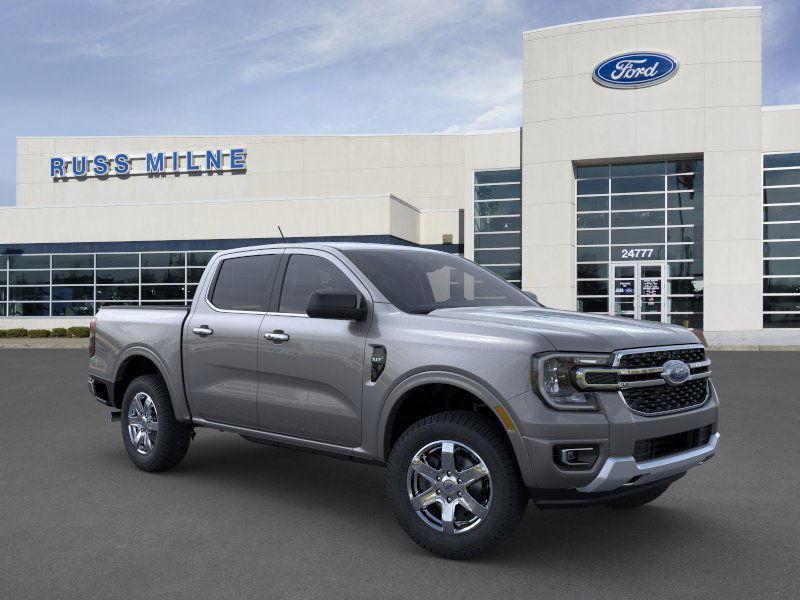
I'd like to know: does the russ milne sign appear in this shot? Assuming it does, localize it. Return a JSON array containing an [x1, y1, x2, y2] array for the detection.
[[593, 52, 678, 89], [50, 148, 246, 179]]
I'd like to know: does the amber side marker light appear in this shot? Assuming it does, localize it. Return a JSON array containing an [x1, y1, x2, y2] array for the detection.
[[495, 405, 515, 431]]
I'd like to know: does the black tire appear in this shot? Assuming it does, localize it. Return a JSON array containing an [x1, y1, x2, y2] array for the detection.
[[604, 483, 670, 509], [387, 411, 528, 559], [121, 374, 192, 472]]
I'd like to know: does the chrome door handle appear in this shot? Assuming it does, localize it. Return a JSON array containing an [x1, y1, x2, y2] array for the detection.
[[264, 331, 290, 343], [192, 326, 213, 336]]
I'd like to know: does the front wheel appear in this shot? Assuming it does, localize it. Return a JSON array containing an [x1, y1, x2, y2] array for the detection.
[[121, 374, 192, 472], [387, 411, 528, 559]]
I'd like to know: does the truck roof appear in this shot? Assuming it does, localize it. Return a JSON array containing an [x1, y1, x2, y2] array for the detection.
[[214, 241, 441, 257]]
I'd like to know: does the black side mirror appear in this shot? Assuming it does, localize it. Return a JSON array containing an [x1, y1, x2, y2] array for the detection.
[[306, 290, 367, 321], [523, 290, 539, 303]]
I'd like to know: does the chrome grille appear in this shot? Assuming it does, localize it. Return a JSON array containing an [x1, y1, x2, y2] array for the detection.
[[617, 347, 706, 369]]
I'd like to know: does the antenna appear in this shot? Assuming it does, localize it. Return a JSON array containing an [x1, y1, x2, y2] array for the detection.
[[277, 225, 285, 240]]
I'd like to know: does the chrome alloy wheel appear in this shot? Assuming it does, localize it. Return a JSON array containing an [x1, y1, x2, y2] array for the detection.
[[406, 440, 492, 534], [127, 392, 159, 455]]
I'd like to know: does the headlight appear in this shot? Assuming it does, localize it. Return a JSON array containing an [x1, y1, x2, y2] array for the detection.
[[531, 353, 612, 411]]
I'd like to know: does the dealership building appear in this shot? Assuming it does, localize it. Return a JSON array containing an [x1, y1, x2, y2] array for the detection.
[[2, 6, 799, 342]]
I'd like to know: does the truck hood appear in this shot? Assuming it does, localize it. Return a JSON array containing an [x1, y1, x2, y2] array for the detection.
[[426, 306, 699, 353]]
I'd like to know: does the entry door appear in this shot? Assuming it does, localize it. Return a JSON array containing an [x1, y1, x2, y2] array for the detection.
[[610, 262, 666, 322], [256, 250, 370, 448]]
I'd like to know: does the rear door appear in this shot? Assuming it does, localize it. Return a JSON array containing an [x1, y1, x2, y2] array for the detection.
[[185, 249, 282, 428], [256, 250, 370, 447]]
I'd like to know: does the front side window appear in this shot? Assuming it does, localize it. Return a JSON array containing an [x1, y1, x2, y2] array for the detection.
[[279, 254, 357, 314], [210, 254, 278, 312], [343, 248, 535, 314]]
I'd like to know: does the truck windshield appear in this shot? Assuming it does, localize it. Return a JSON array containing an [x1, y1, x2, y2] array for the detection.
[[342, 248, 538, 314]]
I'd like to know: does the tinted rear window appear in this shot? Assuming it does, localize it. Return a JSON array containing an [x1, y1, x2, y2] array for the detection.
[[210, 254, 279, 312]]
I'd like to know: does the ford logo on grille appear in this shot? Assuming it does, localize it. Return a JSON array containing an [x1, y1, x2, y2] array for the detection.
[[593, 52, 679, 89], [662, 360, 691, 386]]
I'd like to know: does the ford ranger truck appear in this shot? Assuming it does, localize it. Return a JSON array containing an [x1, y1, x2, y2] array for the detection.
[[88, 243, 719, 559]]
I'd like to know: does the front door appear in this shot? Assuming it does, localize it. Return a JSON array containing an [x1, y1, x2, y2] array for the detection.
[[610, 262, 666, 322], [256, 250, 370, 447]]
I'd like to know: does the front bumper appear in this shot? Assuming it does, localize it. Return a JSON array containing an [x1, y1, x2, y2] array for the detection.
[[577, 432, 719, 493]]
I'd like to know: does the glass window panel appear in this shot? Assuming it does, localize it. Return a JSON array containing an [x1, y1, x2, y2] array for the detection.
[[576, 179, 608, 195], [577, 213, 608, 228], [764, 153, 800, 168], [669, 296, 703, 312], [668, 262, 697, 277], [141, 268, 185, 284], [611, 194, 664, 210], [474, 233, 521, 249], [474, 200, 521, 216], [763, 296, 800, 312], [667, 191, 702, 209], [577, 247, 609, 262], [763, 187, 800, 204], [611, 228, 664, 244], [141, 252, 185, 268], [764, 242, 800, 258], [611, 176, 663, 194], [10, 287, 50, 301], [473, 249, 521, 265], [52, 270, 93, 284], [764, 223, 800, 240], [52, 286, 93, 301], [474, 170, 520, 184], [96, 269, 138, 284], [96, 286, 139, 301], [188, 285, 198, 299], [764, 205, 800, 222], [577, 264, 608, 279], [9, 255, 49, 269], [0, 304, 5, 316], [474, 216, 521, 232], [577, 230, 608, 245], [667, 245, 695, 261], [577, 281, 608, 295], [668, 209, 700, 225], [668, 227, 694, 243], [669, 314, 703, 329], [187, 251, 217, 267], [667, 160, 702, 174], [0, 289, 5, 301], [667, 174, 700, 191], [577, 297, 608, 312], [764, 259, 800, 276], [187, 268, 205, 284], [763, 277, 800, 294], [764, 170, 800, 187], [611, 210, 664, 228], [611, 162, 664, 177], [141, 285, 186, 301], [96, 254, 138, 268], [211, 254, 279, 311], [0, 255, 6, 269], [611, 246, 665, 261], [8, 302, 49, 316], [483, 265, 521, 280], [577, 197, 608, 212], [474, 184, 521, 200], [52, 302, 94, 316], [668, 279, 704, 295], [576, 165, 608, 179], [764, 314, 800, 328], [278, 255, 358, 314], [52, 254, 93, 269], [9, 271, 50, 285], [0, 272, 5, 285]]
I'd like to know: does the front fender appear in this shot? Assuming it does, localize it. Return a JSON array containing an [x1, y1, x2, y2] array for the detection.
[[376, 369, 536, 487]]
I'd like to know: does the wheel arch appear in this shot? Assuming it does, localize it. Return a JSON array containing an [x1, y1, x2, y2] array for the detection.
[[377, 371, 534, 485], [112, 347, 191, 421]]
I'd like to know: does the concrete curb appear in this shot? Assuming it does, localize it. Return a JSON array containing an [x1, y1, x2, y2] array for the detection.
[[707, 344, 800, 352], [0, 338, 89, 349]]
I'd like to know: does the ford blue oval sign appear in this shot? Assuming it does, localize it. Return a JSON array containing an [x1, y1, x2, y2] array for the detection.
[[593, 52, 678, 89]]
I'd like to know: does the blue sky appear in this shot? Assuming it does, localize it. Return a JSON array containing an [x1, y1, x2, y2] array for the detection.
[[1, 0, 798, 206]]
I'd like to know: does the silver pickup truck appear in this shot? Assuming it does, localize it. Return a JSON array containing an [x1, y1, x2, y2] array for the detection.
[[89, 242, 719, 559]]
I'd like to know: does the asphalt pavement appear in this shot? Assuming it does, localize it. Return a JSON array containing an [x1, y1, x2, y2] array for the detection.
[[1, 349, 798, 599]]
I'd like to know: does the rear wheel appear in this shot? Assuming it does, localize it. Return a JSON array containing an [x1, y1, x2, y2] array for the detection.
[[387, 411, 527, 559], [121, 374, 192, 472], [604, 483, 670, 509]]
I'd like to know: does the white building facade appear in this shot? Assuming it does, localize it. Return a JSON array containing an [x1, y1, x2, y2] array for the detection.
[[2, 7, 799, 341]]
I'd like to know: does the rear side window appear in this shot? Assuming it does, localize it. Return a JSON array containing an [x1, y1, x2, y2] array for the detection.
[[210, 254, 278, 312], [279, 254, 357, 314]]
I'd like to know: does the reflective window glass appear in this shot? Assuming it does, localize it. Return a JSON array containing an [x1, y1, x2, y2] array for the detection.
[[764, 153, 800, 168], [577, 230, 608, 245], [764, 170, 800, 187], [96, 286, 139, 301], [52, 270, 93, 284], [474, 233, 520, 249], [141, 286, 185, 301], [764, 314, 800, 327], [576, 165, 608, 179], [611, 162, 664, 177], [611, 176, 663, 194], [611, 211, 664, 228], [211, 254, 279, 312], [8, 302, 49, 316], [577, 179, 608, 195], [52, 302, 94, 316], [474, 170, 520, 184], [9, 255, 48, 269], [96, 254, 138, 268], [577, 298, 608, 312], [141, 253, 185, 268], [764, 223, 800, 240], [763, 278, 800, 294], [577, 264, 608, 279], [611, 228, 664, 245], [188, 252, 217, 267], [763, 187, 800, 204], [474, 200, 521, 216], [667, 227, 694, 244], [577, 247, 608, 262], [763, 296, 800, 312], [611, 194, 664, 211], [577, 213, 608, 229], [764, 205, 800, 223], [474, 217, 521, 232], [667, 174, 700, 191], [52, 254, 93, 269], [10, 287, 50, 301], [764, 259, 800, 276], [279, 254, 356, 314], [474, 184, 521, 200], [187, 268, 205, 284], [96, 269, 138, 284], [9, 271, 49, 285], [473, 249, 522, 265], [577, 281, 608, 295], [764, 241, 800, 258], [141, 268, 185, 284], [52, 286, 93, 301]]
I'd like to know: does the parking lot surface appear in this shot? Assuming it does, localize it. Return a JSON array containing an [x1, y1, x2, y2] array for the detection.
[[1, 349, 798, 599]]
